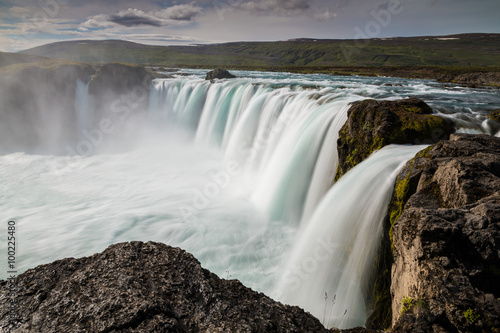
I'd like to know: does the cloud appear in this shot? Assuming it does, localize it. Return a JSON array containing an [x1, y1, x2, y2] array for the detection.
[[239, 0, 310, 16], [81, 4, 202, 29], [161, 4, 203, 21], [221, 0, 340, 21], [108, 9, 163, 27], [312, 10, 337, 21]]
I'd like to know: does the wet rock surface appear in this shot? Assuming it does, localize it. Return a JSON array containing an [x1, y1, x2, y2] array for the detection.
[[0, 241, 330, 333]]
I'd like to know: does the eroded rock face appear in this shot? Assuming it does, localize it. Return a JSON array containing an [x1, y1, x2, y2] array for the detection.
[[336, 98, 455, 180], [0, 241, 330, 333], [205, 69, 236, 80], [389, 134, 500, 332]]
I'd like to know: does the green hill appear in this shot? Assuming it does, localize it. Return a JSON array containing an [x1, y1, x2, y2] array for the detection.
[[20, 34, 500, 68], [0, 51, 48, 67]]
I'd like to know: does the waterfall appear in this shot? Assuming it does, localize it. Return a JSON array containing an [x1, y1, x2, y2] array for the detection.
[[300, 103, 350, 223], [80, 77, 430, 328], [149, 79, 361, 224], [3, 70, 498, 330], [75, 79, 91, 132], [274, 144, 427, 329]]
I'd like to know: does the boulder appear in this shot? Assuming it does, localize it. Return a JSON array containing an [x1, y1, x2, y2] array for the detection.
[[0, 241, 330, 333], [205, 68, 236, 81], [388, 134, 500, 332], [336, 97, 455, 180]]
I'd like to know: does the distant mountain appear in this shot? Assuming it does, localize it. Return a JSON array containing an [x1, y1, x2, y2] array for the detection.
[[19, 33, 500, 68], [0, 51, 48, 67]]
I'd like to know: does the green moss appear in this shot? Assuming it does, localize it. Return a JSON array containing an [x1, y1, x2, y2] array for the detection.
[[464, 308, 480, 323], [400, 296, 415, 315], [392, 113, 451, 144], [415, 146, 432, 159], [388, 145, 434, 250], [403, 105, 426, 114], [489, 110, 500, 123], [400, 296, 427, 316], [389, 169, 412, 250]]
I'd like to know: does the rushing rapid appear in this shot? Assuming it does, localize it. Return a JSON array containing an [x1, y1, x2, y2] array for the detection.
[[1, 69, 499, 329]]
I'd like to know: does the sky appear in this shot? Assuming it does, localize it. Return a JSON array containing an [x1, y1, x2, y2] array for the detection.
[[0, 0, 499, 52]]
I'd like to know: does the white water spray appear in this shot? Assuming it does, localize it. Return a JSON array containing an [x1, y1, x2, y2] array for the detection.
[[75, 79, 91, 131], [274, 144, 427, 329]]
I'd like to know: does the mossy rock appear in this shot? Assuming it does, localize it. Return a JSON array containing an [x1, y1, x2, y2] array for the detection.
[[489, 110, 500, 123], [335, 98, 454, 180]]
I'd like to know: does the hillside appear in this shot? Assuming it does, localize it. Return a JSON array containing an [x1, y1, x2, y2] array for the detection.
[[0, 52, 48, 67], [20, 34, 500, 68]]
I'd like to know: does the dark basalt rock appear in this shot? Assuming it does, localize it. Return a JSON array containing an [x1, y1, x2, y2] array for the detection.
[[387, 134, 500, 332], [335, 98, 455, 180], [0, 241, 331, 333], [205, 68, 236, 81]]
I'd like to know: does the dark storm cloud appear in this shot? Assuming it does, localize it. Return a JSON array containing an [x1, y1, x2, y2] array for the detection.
[[81, 5, 202, 28], [108, 13, 162, 27]]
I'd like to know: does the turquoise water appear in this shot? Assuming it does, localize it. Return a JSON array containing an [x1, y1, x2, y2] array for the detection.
[[1, 70, 499, 328]]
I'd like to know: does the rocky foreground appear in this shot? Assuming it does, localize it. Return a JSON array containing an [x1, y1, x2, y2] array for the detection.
[[0, 242, 329, 333]]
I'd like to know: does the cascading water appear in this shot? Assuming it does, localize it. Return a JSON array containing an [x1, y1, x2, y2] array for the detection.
[[148, 79, 361, 224], [274, 144, 428, 329], [75, 79, 91, 131], [2, 70, 499, 330]]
